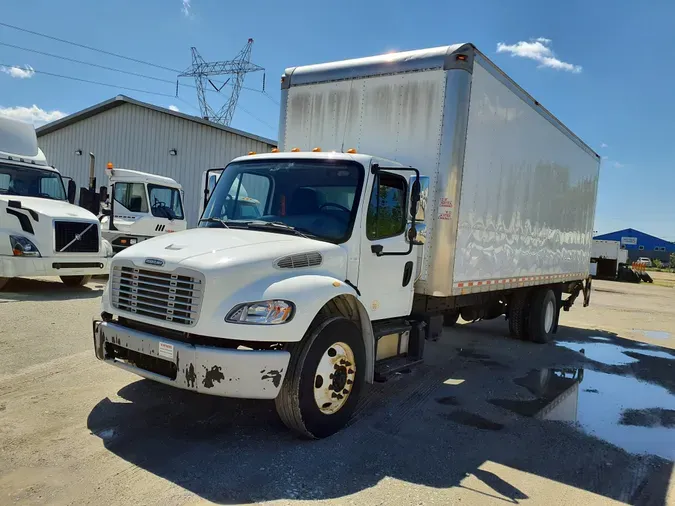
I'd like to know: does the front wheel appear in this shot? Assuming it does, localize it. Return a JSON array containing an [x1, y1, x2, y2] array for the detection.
[[275, 316, 365, 439], [60, 275, 92, 287], [528, 288, 557, 344]]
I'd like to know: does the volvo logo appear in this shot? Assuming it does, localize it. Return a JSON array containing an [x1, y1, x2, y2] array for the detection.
[[144, 258, 165, 267]]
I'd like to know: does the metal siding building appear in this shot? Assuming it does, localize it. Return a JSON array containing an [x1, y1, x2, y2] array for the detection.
[[593, 228, 675, 263], [36, 95, 276, 226]]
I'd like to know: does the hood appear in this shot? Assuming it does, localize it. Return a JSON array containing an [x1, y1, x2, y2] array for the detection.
[[115, 227, 346, 273], [0, 196, 98, 221]]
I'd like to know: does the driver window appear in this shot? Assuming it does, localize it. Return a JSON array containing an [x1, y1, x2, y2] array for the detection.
[[366, 173, 407, 240], [114, 182, 148, 213]]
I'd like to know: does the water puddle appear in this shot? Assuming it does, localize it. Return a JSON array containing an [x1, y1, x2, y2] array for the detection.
[[556, 341, 675, 366], [490, 369, 675, 460], [634, 329, 671, 340]]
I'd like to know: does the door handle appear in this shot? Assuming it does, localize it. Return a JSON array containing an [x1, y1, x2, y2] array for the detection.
[[371, 244, 384, 256], [402, 261, 413, 286]]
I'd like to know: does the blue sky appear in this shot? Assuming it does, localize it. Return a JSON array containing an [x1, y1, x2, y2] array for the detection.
[[1, 0, 673, 240]]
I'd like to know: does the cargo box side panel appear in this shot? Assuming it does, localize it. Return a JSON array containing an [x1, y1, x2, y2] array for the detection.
[[452, 60, 599, 293], [284, 71, 447, 282]]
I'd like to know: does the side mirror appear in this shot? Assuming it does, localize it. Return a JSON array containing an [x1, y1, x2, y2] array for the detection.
[[99, 185, 108, 203], [410, 178, 421, 218], [67, 180, 76, 204]]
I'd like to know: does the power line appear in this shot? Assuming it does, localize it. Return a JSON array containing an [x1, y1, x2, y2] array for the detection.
[[0, 62, 176, 98], [0, 21, 179, 73], [0, 39, 279, 104]]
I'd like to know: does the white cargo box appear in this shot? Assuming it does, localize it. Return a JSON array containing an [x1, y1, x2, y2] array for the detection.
[[281, 44, 600, 297]]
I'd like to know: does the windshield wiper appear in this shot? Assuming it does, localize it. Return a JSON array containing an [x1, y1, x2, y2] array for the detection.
[[198, 217, 230, 228], [240, 221, 324, 240]]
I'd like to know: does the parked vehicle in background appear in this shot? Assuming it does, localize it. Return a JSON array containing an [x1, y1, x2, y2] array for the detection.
[[99, 164, 187, 254], [92, 43, 600, 438], [637, 257, 652, 267], [0, 117, 111, 290], [590, 240, 628, 279]]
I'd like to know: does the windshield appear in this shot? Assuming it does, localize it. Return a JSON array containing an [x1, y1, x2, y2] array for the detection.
[[148, 184, 184, 220], [200, 159, 364, 243], [0, 162, 67, 200]]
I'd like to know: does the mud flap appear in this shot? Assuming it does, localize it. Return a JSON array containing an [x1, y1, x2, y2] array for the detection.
[[582, 276, 592, 307]]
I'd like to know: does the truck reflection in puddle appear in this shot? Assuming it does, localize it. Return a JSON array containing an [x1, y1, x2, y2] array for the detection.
[[490, 368, 675, 460]]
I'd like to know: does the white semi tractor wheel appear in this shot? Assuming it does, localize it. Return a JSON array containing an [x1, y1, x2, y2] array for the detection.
[[275, 316, 365, 439]]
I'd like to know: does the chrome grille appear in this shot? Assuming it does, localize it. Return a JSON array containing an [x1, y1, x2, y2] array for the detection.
[[111, 264, 203, 326]]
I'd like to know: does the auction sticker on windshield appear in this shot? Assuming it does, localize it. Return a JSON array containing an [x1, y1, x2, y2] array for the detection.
[[158, 342, 174, 359]]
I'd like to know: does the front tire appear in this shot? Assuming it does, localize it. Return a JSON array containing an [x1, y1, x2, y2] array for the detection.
[[275, 316, 365, 439], [60, 275, 92, 287]]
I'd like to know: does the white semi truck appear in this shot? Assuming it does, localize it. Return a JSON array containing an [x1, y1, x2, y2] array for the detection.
[[0, 117, 111, 290], [589, 239, 628, 279], [93, 43, 600, 438], [99, 164, 187, 254]]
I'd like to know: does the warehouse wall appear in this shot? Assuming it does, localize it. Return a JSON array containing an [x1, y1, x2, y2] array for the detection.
[[38, 103, 276, 226]]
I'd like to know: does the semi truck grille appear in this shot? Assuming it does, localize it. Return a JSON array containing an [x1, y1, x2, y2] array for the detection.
[[54, 221, 100, 253], [111, 265, 203, 326]]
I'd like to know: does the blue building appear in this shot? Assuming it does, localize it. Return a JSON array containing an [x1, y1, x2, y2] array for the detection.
[[593, 228, 675, 264]]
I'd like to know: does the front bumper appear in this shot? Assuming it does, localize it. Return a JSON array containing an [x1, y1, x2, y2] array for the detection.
[[0, 255, 110, 278], [93, 320, 290, 399]]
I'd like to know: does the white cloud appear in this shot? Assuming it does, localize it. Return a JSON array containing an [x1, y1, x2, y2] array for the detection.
[[496, 38, 582, 73], [600, 142, 608, 148], [168, 105, 180, 112], [613, 161, 624, 169], [181, 0, 191, 16], [0, 65, 35, 79], [0, 105, 67, 126]]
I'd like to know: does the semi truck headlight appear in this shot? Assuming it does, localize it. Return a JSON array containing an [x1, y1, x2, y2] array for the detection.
[[10, 235, 41, 257], [226, 300, 295, 325]]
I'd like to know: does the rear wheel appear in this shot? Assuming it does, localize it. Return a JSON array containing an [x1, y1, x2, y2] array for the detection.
[[0, 277, 10, 291], [528, 288, 557, 344], [508, 291, 530, 340], [275, 316, 365, 438], [60, 275, 92, 287], [443, 310, 460, 327]]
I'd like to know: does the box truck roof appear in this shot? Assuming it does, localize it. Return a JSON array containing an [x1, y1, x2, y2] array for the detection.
[[230, 151, 409, 169], [282, 43, 598, 160]]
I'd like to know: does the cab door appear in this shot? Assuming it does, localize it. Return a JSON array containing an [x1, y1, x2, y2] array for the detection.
[[357, 169, 417, 320], [199, 169, 223, 218]]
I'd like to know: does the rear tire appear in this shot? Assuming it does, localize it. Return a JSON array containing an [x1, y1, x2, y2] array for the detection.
[[508, 291, 530, 340], [275, 316, 365, 439], [528, 288, 557, 344], [0, 277, 10, 291], [60, 275, 92, 287], [443, 310, 460, 327]]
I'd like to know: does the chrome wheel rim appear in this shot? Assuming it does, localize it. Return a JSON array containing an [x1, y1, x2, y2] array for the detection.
[[544, 299, 555, 334], [313, 342, 356, 415]]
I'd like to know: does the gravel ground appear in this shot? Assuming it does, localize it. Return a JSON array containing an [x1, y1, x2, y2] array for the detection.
[[0, 276, 673, 505]]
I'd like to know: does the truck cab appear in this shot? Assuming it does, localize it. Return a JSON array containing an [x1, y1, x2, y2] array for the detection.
[[0, 117, 111, 290], [100, 165, 187, 254]]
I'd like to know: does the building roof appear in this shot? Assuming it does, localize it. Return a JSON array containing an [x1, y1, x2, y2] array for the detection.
[[594, 228, 675, 248], [35, 95, 277, 146]]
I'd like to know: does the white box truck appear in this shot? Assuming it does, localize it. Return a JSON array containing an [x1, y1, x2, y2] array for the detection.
[[92, 43, 600, 438], [590, 239, 628, 279], [0, 117, 112, 290]]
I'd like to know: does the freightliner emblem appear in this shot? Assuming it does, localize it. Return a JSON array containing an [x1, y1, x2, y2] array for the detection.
[[144, 258, 165, 267]]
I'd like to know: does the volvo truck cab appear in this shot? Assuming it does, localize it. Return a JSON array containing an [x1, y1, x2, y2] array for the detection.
[[100, 164, 187, 254], [0, 117, 111, 290]]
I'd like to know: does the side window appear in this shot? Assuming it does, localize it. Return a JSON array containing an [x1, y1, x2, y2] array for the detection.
[[226, 172, 271, 219], [366, 172, 407, 240], [148, 185, 184, 220], [114, 182, 148, 213], [0, 173, 9, 191]]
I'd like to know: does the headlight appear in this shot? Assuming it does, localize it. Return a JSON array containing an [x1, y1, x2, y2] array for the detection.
[[226, 300, 295, 325], [10, 235, 41, 257]]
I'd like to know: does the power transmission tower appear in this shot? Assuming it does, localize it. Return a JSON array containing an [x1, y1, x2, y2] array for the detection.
[[177, 38, 264, 126]]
